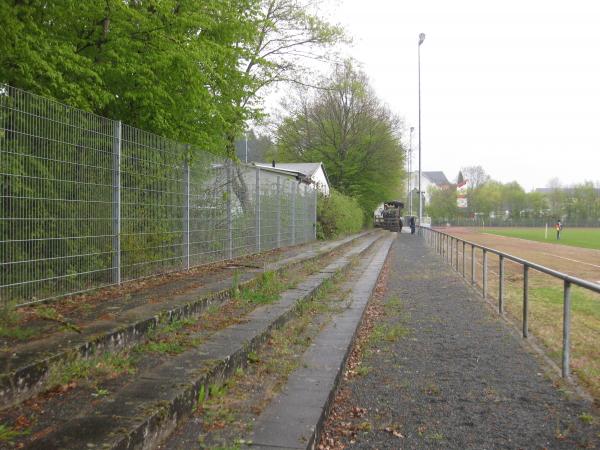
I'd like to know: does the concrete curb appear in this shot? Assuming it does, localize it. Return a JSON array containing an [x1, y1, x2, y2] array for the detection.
[[248, 234, 395, 449]]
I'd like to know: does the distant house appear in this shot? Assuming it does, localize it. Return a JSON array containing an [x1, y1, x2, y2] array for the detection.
[[409, 171, 450, 203], [254, 162, 330, 195]]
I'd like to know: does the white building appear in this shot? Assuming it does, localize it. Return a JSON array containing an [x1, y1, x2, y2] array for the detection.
[[409, 171, 450, 203], [254, 162, 330, 195]]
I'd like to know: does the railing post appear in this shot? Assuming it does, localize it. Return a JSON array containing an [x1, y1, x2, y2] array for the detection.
[[455, 239, 459, 270], [183, 155, 190, 270], [112, 120, 122, 285], [482, 249, 488, 299], [276, 176, 281, 248], [226, 162, 233, 259], [291, 182, 296, 245], [562, 280, 572, 378], [498, 255, 504, 314], [462, 241, 465, 277], [449, 237, 453, 266], [255, 166, 261, 252], [523, 265, 529, 338], [471, 245, 475, 285]]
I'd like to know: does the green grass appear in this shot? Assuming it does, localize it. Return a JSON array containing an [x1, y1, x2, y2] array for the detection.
[[0, 423, 28, 443], [484, 227, 600, 250], [47, 352, 135, 387]]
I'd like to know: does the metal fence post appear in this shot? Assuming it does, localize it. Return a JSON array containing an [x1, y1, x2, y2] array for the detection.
[[313, 188, 318, 240], [498, 255, 504, 314], [291, 182, 296, 245], [183, 156, 190, 270], [482, 249, 487, 299], [471, 245, 475, 285], [562, 280, 572, 378], [276, 176, 281, 248], [446, 235, 449, 261], [112, 121, 122, 285], [455, 239, 459, 270], [255, 166, 261, 252], [227, 162, 233, 259], [523, 265, 529, 338], [304, 184, 308, 243], [462, 241, 465, 277]]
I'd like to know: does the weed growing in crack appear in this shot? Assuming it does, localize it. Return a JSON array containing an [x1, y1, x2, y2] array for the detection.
[[47, 351, 135, 388], [0, 423, 29, 444]]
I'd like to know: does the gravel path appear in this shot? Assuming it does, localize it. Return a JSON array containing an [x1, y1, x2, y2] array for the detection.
[[321, 234, 600, 449]]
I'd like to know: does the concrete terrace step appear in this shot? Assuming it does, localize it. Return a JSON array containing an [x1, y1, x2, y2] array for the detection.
[[0, 231, 374, 410], [23, 233, 385, 450], [247, 235, 394, 449]]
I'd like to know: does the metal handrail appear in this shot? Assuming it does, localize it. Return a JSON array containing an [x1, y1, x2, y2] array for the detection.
[[419, 226, 600, 379]]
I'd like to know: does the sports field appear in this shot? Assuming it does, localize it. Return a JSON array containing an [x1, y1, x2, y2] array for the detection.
[[484, 227, 600, 250]]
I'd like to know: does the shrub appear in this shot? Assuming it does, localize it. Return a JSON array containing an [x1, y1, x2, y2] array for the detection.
[[317, 189, 364, 239]]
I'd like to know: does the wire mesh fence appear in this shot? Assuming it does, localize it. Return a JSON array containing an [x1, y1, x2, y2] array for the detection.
[[0, 84, 317, 306]]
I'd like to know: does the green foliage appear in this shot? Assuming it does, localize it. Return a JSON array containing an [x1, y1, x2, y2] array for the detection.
[[0, 0, 262, 152], [0, 423, 28, 444], [0, 302, 37, 340], [272, 61, 405, 218], [426, 186, 458, 221], [47, 352, 135, 387], [237, 271, 286, 304], [316, 189, 364, 240]]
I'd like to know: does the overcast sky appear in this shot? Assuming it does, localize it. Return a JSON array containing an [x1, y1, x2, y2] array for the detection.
[[312, 0, 600, 191]]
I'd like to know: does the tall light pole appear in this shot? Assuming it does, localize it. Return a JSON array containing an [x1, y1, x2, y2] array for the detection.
[[408, 126, 414, 216], [418, 32, 425, 226]]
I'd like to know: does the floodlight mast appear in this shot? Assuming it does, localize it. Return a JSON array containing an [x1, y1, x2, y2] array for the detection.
[[418, 33, 425, 227], [408, 126, 414, 216]]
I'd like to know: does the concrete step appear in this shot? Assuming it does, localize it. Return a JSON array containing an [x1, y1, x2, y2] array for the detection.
[[0, 231, 374, 411], [21, 233, 385, 449], [247, 234, 394, 449]]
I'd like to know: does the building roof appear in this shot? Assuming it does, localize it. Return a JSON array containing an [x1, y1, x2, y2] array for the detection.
[[258, 162, 322, 178], [422, 171, 450, 186], [254, 162, 329, 185]]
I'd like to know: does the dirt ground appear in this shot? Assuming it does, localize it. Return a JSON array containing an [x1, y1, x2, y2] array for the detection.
[[440, 227, 600, 284]]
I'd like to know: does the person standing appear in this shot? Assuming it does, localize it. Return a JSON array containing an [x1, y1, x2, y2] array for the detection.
[[555, 219, 563, 240], [410, 216, 416, 235]]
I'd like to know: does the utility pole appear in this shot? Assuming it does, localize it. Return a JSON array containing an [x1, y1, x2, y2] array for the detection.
[[418, 32, 426, 225], [408, 126, 414, 216]]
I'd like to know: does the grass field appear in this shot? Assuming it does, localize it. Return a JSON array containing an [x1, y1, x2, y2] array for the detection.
[[484, 227, 600, 250]]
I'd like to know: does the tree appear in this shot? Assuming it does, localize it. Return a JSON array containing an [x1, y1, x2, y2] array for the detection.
[[241, 0, 345, 108], [0, 0, 260, 153], [546, 178, 565, 217], [272, 61, 405, 217], [524, 191, 548, 217], [460, 165, 490, 190], [459, 165, 490, 215], [500, 182, 527, 218], [426, 186, 457, 221]]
